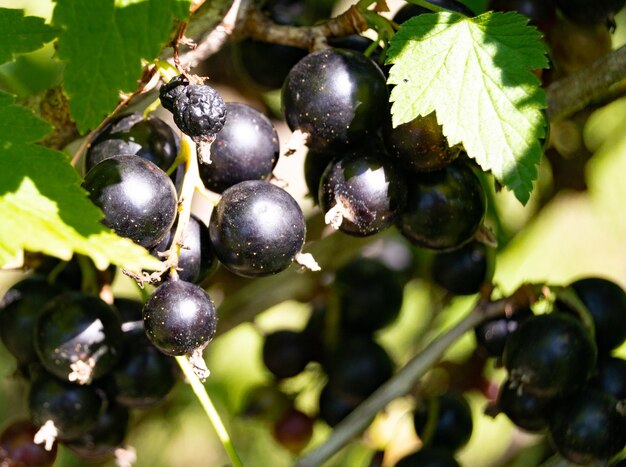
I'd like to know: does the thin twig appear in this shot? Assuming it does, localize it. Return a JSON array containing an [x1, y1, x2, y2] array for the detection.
[[175, 356, 243, 467], [296, 284, 541, 467]]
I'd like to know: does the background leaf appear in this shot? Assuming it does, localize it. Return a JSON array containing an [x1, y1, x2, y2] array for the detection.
[[0, 93, 162, 271], [0, 7, 58, 65], [53, 0, 191, 133], [386, 11, 548, 204]]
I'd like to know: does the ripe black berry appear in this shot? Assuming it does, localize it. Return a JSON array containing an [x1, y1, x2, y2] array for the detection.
[[171, 83, 227, 139], [29, 370, 104, 442], [159, 74, 189, 112], [303, 149, 334, 204], [332, 257, 404, 334], [83, 156, 178, 248], [383, 113, 459, 172], [198, 103, 279, 193], [554, 0, 625, 25], [85, 112, 179, 173], [209, 180, 306, 277], [398, 160, 486, 251], [0, 276, 64, 366], [34, 292, 123, 384], [142, 278, 217, 356], [318, 382, 364, 427], [0, 420, 57, 467], [152, 214, 217, 285], [262, 330, 313, 379], [432, 240, 492, 296], [395, 447, 461, 467], [474, 307, 533, 358], [549, 388, 626, 464], [393, 1, 474, 23], [503, 313, 597, 397], [593, 356, 626, 400], [496, 379, 553, 432], [570, 277, 626, 353], [488, 0, 557, 32], [319, 150, 407, 237], [413, 392, 473, 452], [282, 48, 388, 150]]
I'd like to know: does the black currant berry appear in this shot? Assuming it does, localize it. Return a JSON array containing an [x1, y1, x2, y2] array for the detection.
[[159, 74, 189, 112], [332, 257, 404, 334], [238, 39, 307, 90], [0, 419, 57, 467], [570, 277, 626, 353], [593, 356, 626, 400], [393, 1, 474, 24], [151, 214, 217, 285], [34, 292, 123, 384], [209, 180, 306, 277], [395, 447, 461, 467], [271, 408, 314, 454], [85, 112, 179, 173], [0, 276, 64, 366], [198, 103, 279, 193], [496, 379, 553, 432], [29, 370, 104, 442], [262, 330, 313, 379], [282, 48, 388, 150], [319, 150, 407, 237], [383, 113, 459, 173], [488, 0, 556, 32], [171, 83, 227, 139], [413, 392, 473, 452], [432, 241, 492, 296], [65, 403, 129, 460], [503, 313, 597, 397], [83, 156, 178, 248], [318, 382, 364, 427], [398, 160, 486, 251], [324, 336, 394, 398], [474, 307, 533, 358], [303, 149, 334, 204], [549, 388, 626, 465], [142, 278, 217, 356], [35, 256, 83, 290]]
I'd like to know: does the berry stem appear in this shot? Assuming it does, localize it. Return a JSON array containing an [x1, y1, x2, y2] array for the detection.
[[296, 284, 543, 467], [175, 356, 243, 467]]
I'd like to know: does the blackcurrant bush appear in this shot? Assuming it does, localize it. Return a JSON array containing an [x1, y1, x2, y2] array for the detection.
[[503, 313, 597, 397], [29, 370, 104, 442], [171, 83, 227, 139], [549, 388, 626, 465], [83, 155, 178, 248], [488, 0, 556, 33], [496, 379, 553, 432], [383, 113, 459, 173], [142, 278, 217, 356], [65, 403, 129, 460], [395, 447, 461, 467], [593, 356, 626, 400], [324, 336, 394, 398], [319, 149, 407, 237], [474, 307, 533, 358], [554, 0, 625, 25], [303, 149, 334, 204], [432, 240, 493, 296], [318, 382, 364, 427], [0, 419, 57, 467], [393, 1, 474, 24], [151, 214, 217, 285], [332, 257, 404, 334], [397, 160, 486, 251], [271, 408, 314, 454], [282, 48, 388, 150], [34, 292, 123, 384], [0, 276, 64, 366], [198, 103, 279, 193], [413, 392, 473, 452], [262, 330, 313, 379], [570, 277, 626, 353], [85, 112, 179, 173], [209, 180, 306, 277]]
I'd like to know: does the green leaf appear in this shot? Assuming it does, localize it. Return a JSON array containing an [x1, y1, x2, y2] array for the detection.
[[0, 8, 58, 65], [53, 0, 191, 133], [386, 11, 548, 204], [0, 95, 162, 271]]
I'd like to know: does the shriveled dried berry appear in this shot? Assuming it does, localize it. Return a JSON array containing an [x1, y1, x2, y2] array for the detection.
[[172, 84, 227, 139]]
